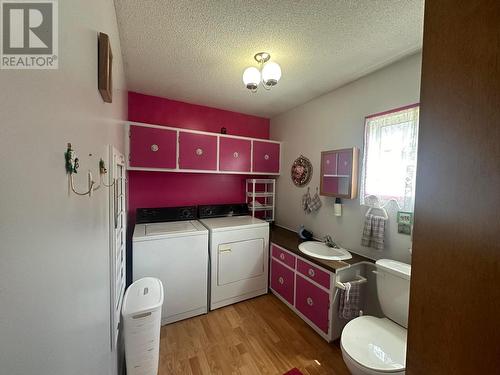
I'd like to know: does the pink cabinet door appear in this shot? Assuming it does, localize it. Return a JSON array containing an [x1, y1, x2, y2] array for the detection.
[[322, 152, 337, 175], [129, 125, 177, 169], [271, 245, 296, 269], [322, 176, 339, 196], [271, 259, 295, 305], [178, 132, 217, 170], [337, 150, 352, 176], [295, 275, 330, 333], [219, 137, 251, 172], [297, 259, 331, 289], [252, 141, 280, 173]]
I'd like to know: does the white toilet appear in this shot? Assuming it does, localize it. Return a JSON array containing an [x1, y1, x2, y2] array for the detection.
[[341, 259, 411, 375]]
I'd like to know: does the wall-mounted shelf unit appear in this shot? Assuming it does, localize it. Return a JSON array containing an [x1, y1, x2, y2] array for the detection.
[[320, 147, 359, 199], [246, 179, 275, 222], [125, 122, 282, 175]]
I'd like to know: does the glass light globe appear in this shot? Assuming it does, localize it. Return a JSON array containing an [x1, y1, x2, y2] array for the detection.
[[262, 61, 282, 86], [242, 67, 261, 90]]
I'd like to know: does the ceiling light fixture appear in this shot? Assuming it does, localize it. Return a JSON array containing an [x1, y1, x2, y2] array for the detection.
[[242, 52, 282, 93]]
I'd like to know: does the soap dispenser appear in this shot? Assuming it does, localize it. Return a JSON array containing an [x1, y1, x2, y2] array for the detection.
[[334, 197, 342, 216]]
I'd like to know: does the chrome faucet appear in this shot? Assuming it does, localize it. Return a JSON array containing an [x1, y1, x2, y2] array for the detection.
[[323, 235, 340, 249]]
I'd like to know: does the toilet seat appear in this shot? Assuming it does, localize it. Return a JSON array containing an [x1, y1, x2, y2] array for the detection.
[[341, 316, 407, 373]]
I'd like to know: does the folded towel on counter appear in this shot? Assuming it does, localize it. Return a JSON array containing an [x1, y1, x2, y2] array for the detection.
[[338, 282, 361, 320], [361, 214, 386, 250]]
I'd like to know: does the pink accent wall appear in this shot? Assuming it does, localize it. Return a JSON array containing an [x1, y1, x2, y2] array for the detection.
[[129, 92, 270, 138], [128, 92, 270, 221], [129, 171, 248, 210]]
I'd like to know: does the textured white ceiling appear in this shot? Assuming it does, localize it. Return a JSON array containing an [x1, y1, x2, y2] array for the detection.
[[114, 1, 424, 118]]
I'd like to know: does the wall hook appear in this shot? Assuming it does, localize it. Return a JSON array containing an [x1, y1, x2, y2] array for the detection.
[[64, 144, 116, 197], [65, 143, 97, 197], [68, 169, 95, 197], [98, 158, 115, 188], [91, 158, 115, 191]]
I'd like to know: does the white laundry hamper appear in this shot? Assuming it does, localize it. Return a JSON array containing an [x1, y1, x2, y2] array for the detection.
[[122, 277, 164, 375]]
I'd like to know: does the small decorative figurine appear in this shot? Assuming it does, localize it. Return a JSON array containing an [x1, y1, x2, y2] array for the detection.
[[65, 143, 79, 174], [99, 158, 107, 175]]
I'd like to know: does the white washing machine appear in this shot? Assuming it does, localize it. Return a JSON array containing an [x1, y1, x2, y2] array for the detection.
[[198, 204, 270, 310], [132, 206, 208, 325]]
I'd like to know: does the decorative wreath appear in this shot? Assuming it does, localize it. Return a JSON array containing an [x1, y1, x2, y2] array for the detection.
[[291, 155, 313, 187]]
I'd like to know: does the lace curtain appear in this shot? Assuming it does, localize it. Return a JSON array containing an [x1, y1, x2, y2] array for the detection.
[[360, 105, 419, 211]]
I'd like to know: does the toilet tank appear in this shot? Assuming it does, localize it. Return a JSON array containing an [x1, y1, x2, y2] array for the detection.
[[375, 259, 411, 328]]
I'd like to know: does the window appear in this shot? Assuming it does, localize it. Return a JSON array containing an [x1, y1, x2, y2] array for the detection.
[[360, 104, 419, 211]]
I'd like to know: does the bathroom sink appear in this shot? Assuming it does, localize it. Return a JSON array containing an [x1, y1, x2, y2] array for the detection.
[[298, 241, 352, 261]]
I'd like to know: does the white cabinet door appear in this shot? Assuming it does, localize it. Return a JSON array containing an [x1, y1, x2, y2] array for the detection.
[[217, 238, 265, 285]]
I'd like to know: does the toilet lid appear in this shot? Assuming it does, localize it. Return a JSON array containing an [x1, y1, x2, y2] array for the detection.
[[341, 316, 407, 372]]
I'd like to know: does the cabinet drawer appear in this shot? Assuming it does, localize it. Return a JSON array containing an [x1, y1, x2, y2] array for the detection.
[[296, 259, 331, 289], [178, 132, 218, 170], [295, 275, 330, 333], [270, 260, 294, 305], [129, 125, 177, 169], [271, 245, 296, 269]]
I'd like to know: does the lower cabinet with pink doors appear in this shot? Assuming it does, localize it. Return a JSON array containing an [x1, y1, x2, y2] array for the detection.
[[270, 243, 339, 342]]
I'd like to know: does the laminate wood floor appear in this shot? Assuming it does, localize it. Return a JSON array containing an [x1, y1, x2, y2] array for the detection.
[[159, 294, 350, 375]]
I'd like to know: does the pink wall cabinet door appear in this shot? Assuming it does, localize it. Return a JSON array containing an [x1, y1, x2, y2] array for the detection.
[[129, 125, 177, 169], [295, 275, 330, 333], [337, 150, 353, 176], [178, 132, 218, 170], [219, 137, 251, 172], [322, 152, 337, 175], [252, 141, 280, 174], [322, 177, 340, 196], [270, 259, 295, 305]]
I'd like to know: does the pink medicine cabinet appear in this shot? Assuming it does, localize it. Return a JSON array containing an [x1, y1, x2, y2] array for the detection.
[[126, 123, 281, 175], [320, 147, 359, 199]]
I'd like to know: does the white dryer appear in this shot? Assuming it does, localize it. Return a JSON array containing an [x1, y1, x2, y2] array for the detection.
[[132, 206, 208, 325], [198, 204, 270, 310]]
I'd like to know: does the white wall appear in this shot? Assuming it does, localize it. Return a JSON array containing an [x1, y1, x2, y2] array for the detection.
[[0, 1, 127, 374], [271, 53, 422, 264]]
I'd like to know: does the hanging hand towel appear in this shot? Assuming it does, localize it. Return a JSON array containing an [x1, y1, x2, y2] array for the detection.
[[309, 187, 322, 212], [338, 282, 361, 320], [361, 214, 386, 250], [302, 187, 312, 213]]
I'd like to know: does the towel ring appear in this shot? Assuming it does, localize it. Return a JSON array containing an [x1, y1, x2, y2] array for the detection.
[[335, 275, 367, 290]]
